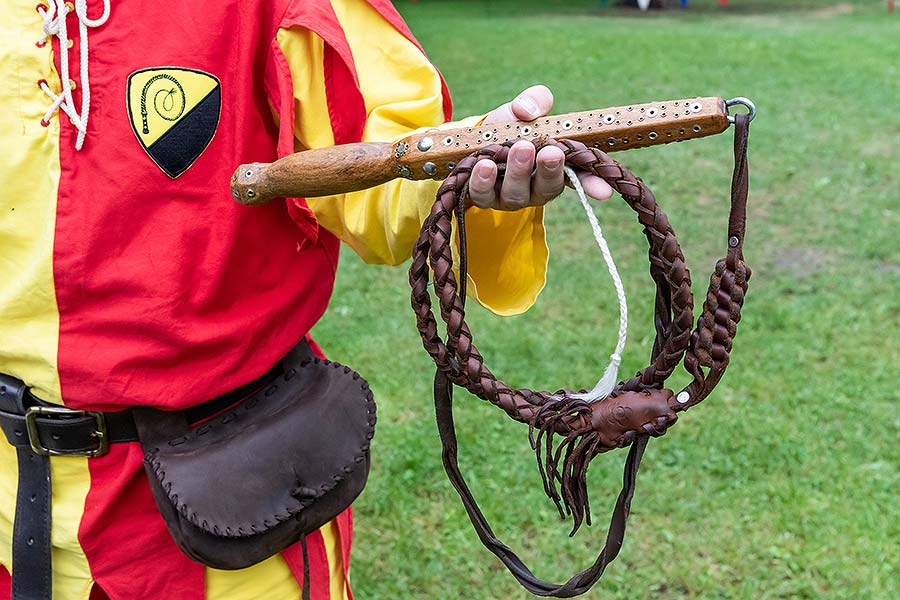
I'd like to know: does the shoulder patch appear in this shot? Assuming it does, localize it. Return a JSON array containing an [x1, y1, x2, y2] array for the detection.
[[126, 67, 221, 178]]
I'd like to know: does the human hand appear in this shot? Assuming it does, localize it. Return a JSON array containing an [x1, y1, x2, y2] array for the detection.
[[468, 85, 614, 210]]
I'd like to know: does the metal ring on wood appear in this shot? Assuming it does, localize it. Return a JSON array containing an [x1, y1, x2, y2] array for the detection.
[[726, 97, 756, 124]]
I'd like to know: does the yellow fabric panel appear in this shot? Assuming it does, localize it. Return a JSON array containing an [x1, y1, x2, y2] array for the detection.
[[459, 206, 548, 317], [205, 519, 347, 600], [276, 0, 549, 315], [206, 553, 301, 600], [328, 0, 446, 142], [0, 443, 94, 600], [0, 1, 64, 403], [274, 28, 333, 151], [49, 457, 94, 600], [321, 519, 350, 600]]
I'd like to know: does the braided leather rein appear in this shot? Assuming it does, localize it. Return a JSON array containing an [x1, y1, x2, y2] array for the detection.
[[409, 114, 752, 596]]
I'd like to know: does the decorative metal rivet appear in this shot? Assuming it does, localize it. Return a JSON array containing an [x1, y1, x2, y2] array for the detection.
[[603, 115, 615, 124], [395, 142, 409, 158], [423, 162, 437, 176], [690, 102, 702, 113], [245, 169, 253, 178], [399, 165, 412, 178], [245, 189, 255, 198], [521, 126, 532, 135], [607, 138, 616, 147], [677, 391, 690, 404], [417, 137, 433, 152], [482, 131, 493, 141], [446, 162, 456, 170], [648, 132, 658, 140], [729, 236, 740, 247], [562, 120, 573, 130], [443, 135, 453, 145], [693, 125, 702, 133], [647, 108, 658, 118], [231, 190, 240, 199]]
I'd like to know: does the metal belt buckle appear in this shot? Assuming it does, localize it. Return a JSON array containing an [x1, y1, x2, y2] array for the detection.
[[24, 406, 109, 457]]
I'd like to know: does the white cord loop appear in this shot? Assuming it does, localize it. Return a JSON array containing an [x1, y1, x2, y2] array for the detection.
[[36, 0, 111, 150], [564, 167, 628, 403]]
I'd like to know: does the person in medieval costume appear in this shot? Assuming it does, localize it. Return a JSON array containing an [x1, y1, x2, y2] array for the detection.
[[0, 0, 612, 598]]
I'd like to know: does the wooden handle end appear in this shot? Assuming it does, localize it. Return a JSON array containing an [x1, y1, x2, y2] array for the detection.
[[231, 163, 272, 206]]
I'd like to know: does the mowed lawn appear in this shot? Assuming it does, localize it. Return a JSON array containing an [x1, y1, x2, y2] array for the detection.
[[309, 2, 899, 598]]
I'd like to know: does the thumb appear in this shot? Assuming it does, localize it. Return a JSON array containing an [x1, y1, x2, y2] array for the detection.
[[483, 85, 554, 125]]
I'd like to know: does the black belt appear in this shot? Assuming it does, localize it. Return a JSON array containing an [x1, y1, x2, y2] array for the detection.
[[0, 346, 296, 600]]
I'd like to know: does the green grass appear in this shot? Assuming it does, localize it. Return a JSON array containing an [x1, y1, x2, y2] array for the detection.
[[310, 2, 899, 598]]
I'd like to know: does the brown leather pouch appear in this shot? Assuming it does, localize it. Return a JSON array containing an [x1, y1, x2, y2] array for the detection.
[[132, 346, 376, 570]]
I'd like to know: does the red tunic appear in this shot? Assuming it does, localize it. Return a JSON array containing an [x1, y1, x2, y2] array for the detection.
[[0, 1, 451, 597]]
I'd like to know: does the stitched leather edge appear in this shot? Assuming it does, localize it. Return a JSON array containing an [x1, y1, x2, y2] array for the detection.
[[143, 358, 376, 538]]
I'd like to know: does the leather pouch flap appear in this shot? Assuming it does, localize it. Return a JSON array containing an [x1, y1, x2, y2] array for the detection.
[[137, 358, 375, 538]]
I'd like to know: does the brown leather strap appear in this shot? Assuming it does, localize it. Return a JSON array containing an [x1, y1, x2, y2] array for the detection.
[[411, 117, 751, 597], [430, 168, 654, 596], [301, 536, 311, 600], [680, 113, 751, 409], [434, 369, 647, 597]]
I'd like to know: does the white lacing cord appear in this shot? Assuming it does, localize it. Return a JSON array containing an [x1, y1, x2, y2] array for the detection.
[[564, 167, 628, 403], [36, 0, 111, 150]]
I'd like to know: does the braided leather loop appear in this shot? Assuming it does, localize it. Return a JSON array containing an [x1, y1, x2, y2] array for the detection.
[[410, 139, 693, 526], [679, 113, 752, 409], [409, 114, 752, 597]]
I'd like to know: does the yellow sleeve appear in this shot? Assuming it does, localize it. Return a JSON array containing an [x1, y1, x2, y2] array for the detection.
[[275, 0, 548, 316]]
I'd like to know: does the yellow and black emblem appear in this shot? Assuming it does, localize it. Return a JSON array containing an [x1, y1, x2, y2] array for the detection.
[[127, 67, 221, 178]]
